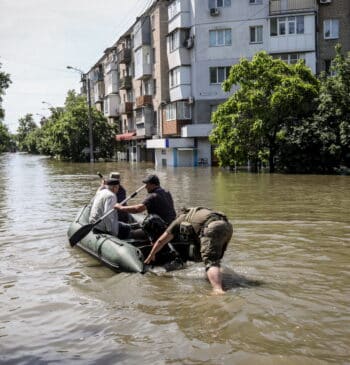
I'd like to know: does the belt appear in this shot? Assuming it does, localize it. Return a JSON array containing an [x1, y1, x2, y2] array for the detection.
[[203, 213, 227, 228]]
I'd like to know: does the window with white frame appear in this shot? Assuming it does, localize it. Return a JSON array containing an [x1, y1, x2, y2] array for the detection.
[[270, 16, 304, 36], [165, 101, 191, 121], [169, 67, 181, 88], [169, 30, 180, 52], [210, 66, 231, 84], [273, 53, 305, 65], [209, 29, 232, 46], [249, 0, 262, 4], [209, 0, 231, 8], [324, 19, 339, 39], [168, 0, 180, 20], [250, 26, 263, 43]]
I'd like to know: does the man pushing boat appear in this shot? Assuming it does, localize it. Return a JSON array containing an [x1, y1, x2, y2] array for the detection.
[[144, 207, 233, 294]]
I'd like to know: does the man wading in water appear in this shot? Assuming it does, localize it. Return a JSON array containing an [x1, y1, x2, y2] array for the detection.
[[144, 207, 233, 294]]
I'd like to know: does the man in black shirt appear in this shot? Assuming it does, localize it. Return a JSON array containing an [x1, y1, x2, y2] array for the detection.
[[114, 174, 176, 225]]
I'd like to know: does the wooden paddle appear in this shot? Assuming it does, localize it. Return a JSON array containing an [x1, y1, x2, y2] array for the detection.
[[69, 184, 146, 247]]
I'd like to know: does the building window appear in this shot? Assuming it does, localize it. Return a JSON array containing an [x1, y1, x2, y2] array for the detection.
[[168, 0, 180, 20], [273, 53, 305, 65], [270, 16, 304, 36], [169, 67, 181, 88], [165, 101, 191, 121], [324, 60, 336, 76], [324, 19, 339, 39], [249, 0, 262, 4], [250, 26, 263, 43], [209, 0, 231, 8], [169, 30, 180, 52], [209, 66, 231, 84], [209, 29, 232, 46]]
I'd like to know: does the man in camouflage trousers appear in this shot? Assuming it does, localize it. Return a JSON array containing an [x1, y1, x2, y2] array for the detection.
[[144, 207, 233, 294]]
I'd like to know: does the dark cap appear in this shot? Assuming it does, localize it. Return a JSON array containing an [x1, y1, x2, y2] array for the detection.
[[142, 174, 160, 185], [105, 178, 120, 186]]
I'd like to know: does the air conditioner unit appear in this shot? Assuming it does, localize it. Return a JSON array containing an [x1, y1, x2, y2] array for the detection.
[[319, 0, 332, 4], [184, 37, 194, 49], [210, 7, 220, 16]]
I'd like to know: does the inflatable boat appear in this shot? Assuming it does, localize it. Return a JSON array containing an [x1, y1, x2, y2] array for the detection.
[[67, 205, 197, 273]]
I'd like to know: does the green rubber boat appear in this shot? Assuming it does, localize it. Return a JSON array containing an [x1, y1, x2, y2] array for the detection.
[[67, 205, 196, 273]]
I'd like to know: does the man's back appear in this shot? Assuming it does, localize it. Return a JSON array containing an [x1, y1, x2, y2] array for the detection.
[[143, 187, 176, 224], [89, 188, 119, 236]]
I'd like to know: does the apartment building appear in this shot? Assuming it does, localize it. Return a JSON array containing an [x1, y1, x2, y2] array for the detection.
[[84, 0, 349, 166], [115, 0, 169, 162], [317, 0, 350, 73], [103, 46, 120, 124], [146, 0, 320, 167], [88, 59, 105, 113]]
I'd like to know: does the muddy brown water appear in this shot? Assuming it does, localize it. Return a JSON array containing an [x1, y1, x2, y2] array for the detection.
[[0, 153, 349, 364]]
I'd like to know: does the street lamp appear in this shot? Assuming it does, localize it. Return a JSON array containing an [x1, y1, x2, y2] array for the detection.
[[66, 65, 94, 163]]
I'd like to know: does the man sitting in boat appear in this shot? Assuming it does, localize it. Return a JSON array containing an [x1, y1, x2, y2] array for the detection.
[[144, 207, 233, 294], [89, 178, 131, 239], [108, 171, 129, 223], [114, 174, 176, 225]]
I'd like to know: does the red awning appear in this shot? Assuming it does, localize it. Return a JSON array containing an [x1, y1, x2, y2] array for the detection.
[[116, 132, 136, 141]]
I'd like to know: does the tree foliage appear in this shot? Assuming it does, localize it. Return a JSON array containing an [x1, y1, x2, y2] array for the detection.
[[21, 90, 118, 161], [316, 45, 350, 167], [276, 45, 350, 173], [210, 52, 319, 172], [0, 63, 11, 121], [0, 122, 12, 153], [16, 114, 39, 153], [0, 63, 12, 153]]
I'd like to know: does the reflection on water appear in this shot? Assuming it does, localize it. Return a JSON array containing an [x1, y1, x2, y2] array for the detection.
[[0, 153, 349, 364]]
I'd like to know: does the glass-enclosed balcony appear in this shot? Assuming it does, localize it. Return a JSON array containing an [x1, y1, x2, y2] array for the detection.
[[269, 0, 317, 15]]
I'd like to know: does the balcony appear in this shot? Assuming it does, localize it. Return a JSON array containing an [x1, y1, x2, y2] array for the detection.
[[119, 76, 132, 90], [135, 95, 152, 108], [93, 81, 105, 103], [135, 107, 153, 137], [118, 48, 131, 64], [269, 0, 317, 15], [134, 46, 152, 80], [133, 16, 151, 50], [119, 102, 133, 114], [163, 119, 192, 137]]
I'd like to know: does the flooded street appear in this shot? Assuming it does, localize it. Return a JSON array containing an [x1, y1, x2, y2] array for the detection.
[[0, 153, 349, 364]]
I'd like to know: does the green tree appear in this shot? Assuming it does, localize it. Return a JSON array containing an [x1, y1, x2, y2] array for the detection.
[[210, 52, 319, 172], [316, 45, 350, 168], [0, 63, 12, 153], [16, 114, 39, 153], [0, 63, 11, 121], [0, 121, 11, 153], [277, 45, 350, 173], [41, 90, 117, 161]]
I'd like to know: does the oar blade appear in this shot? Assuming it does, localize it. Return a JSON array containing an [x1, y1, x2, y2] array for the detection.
[[69, 223, 95, 247]]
